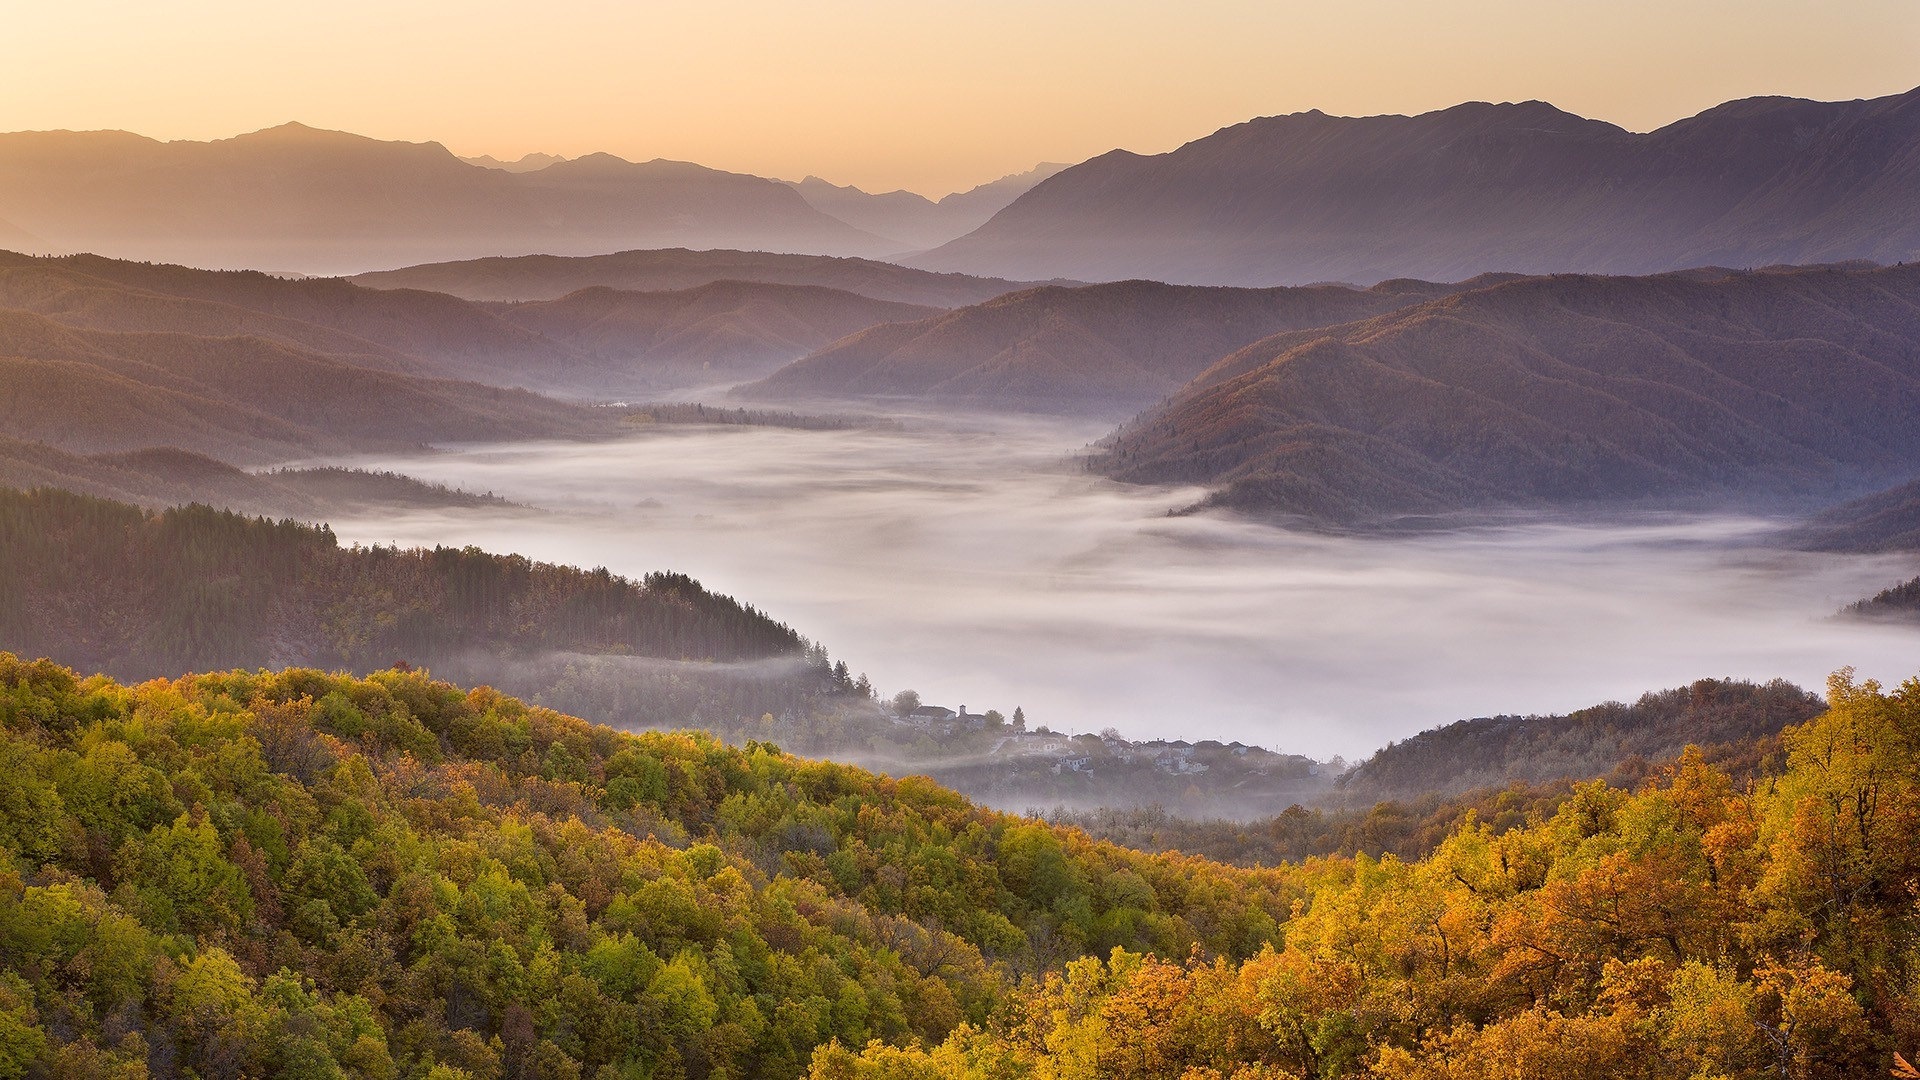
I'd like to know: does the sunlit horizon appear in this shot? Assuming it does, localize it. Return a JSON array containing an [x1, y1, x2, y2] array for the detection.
[[8, 0, 1917, 196]]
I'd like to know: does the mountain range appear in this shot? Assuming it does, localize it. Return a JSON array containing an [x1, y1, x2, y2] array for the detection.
[[0, 249, 959, 398], [350, 246, 1048, 306], [0, 248, 1002, 507], [735, 276, 1500, 415], [1096, 264, 1920, 524], [5, 88, 1914, 286], [917, 87, 1920, 285], [781, 163, 1069, 250], [0, 123, 893, 273], [493, 281, 938, 389]]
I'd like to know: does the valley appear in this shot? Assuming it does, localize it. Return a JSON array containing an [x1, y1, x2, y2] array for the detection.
[[302, 418, 1920, 763], [5, 47, 1920, 1077]]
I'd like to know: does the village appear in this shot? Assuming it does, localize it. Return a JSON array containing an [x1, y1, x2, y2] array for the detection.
[[894, 699, 1322, 781]]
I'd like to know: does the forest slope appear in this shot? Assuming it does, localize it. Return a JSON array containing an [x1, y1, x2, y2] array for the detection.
[[737, 276, 1485, 416], [1335, 677, 1822, 802], [0, 487, 803, 684], [1784, 478, 1920, 553], [1099, 265, 1920, 523], [3, 659, 1918, 1078], [820, 671, 1920, 1079], [0, 441, 510, 518], [0, 656, 1303, 1079], [919, 87, 1920, 285]]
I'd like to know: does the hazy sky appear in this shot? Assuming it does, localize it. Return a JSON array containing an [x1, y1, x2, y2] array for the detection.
[[7, 0, 1917, 195]]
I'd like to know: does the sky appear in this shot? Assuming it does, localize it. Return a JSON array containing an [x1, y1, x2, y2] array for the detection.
[[5, 0, 1918, 196]]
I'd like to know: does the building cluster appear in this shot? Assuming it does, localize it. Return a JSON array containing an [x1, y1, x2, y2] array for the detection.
[[898, 703, 1279, 778]]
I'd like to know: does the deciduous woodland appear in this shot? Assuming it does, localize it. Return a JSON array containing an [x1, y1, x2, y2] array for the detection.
[[1, 657, 1916, 1079]]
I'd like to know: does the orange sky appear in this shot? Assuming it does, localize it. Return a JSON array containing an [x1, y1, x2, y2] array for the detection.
[[7, 0, 1917, 196]]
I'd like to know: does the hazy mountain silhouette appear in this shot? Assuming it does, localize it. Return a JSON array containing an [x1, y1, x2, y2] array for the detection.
[[461, 151, 570, 172], [1786, 478, 1920, 552], [0, 251, 605, 388], [784, 163, 1069, 250], [0, 123, 895, 273], [352, 247, 1049, 306], [0, 303, 603, 464], [735, 276, 1499, 415], [1097, 265, 1920, 524], [917, 88, 1920, 285], [5, 250, 947, 400], [495, 281, 938, 388]]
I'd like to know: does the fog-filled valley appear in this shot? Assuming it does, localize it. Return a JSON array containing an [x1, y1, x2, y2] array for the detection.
[[9, 53, 1920, 1080], [310, 416, 1920, 761]]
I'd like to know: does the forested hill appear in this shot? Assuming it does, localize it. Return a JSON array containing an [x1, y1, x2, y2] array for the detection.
[[0, 657, 1300, 1080], [0, 487, 802, 680], [1336, 677, 1824, 802], [1099, 264, 1920, 524], [3, 659, 1919, 1077]]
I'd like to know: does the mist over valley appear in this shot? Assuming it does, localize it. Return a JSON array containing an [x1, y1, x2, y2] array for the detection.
[[304, 416, 1920, 760]]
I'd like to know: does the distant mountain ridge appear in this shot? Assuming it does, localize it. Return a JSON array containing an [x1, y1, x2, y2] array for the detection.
[[0, 123, 895, 273], [1097, 264, 1920, 524], [735, 275, 1501, 416], [784, 163, 1069, 250], [494, 281, 939, 388], [917, 88, 1920, 285], [351, 247, 1051, 306], [2, 250, 944, 397]]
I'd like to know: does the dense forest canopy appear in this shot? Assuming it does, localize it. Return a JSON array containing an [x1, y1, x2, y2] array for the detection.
[[0, 659, 1917, 1078], [0, 657, 1299, 1080], [0, 486, 804, 678], [819, 671, 1920, 1080], [1336, 679, 1824, 802]]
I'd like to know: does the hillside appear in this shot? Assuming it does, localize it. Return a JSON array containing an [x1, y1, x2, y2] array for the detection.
[[2, 250, 932, 398], [0, 656, 1302, 1079], [0, 123, 891, 274], [1839, 576, 1920, 622], [1098, 264, 1920, 523], [918, 87, 1920, 285], [0, 250, 631, 391], [0, 300, 604, 464], [351, 247, 1047, 307], [1784, 477, 1920, 552], [737, 276, 1481, 416], [0, 441, 511, 518], [826, 670, 1920, 1080], [495, 282, 939, 388], [0, 487, 804, 672], [3, 656, 1917, 1077], [1336, 677, 1821, 802]]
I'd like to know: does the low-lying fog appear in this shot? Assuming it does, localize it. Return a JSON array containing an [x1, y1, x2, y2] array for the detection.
[[314, 415, 1920, 759]]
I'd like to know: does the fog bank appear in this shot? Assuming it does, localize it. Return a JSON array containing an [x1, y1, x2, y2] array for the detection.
[[313, 416, 1920, 758]]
